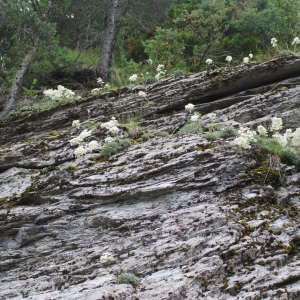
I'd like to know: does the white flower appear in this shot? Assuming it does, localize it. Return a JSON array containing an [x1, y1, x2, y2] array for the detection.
[[148, 59, 153, 65], [272, 133, 288, 146], [226, 56, 232, 62], [243, 57, 249, 64], [104, 84, 110, 89], [97, 77, 104, 85], [101, 117, 119, 135], [249, 53, 253, 59], [284, 129, 293, 141], [87, 140, 101, 151], [105, 137, 115, 143], [206, 59, 213, 65], [185, 103, 195, 113], [78, 129, 92, 140], [271, 38, 277, 47], [207, 113, 216, 121], [238, 127, 257, 143], [146, 72, 149, 75], [156, 64, 164, 72], [110, 126, 119, 135], [138, 91, 147, 98], [100, 252, 114, 261], [74, 145, 88, 158], [191, 114, 199, 122], [129, 74, 138, 82], [155, 70, 166, 80], [292, 37, 300, 45], [270, 117, 283, 132], [69, 136, 83, 146], [72, 120, 80, 128], [233, 136, 251, 149], [291, 128, 300, 147], [91, 88, 102, 95], [257, 125, 268, 137]]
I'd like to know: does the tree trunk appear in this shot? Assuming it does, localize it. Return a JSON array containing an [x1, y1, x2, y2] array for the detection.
[[98, 0, 119, 81], [0, 45, 37, 120], [0, 0, 52, 120]]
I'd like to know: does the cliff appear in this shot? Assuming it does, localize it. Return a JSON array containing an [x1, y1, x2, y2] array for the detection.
[[1, 56, 300, 300]]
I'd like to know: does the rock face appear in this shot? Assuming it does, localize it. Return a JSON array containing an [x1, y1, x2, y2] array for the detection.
[[1, 56, 300, 300]]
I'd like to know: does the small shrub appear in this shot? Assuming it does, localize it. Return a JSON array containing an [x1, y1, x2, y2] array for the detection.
[[218, 127, 238, 138], [117, 272, 140, 286], [204, 133, 218, 140], [153, 131, 169, 137], [173, 70, 186, 77], [279, 49, 294, 57], [100, 139, 132, 157], [140, 132, 150, 141], [280, 147, 300, 166], [208, 122, 222, 132], [178, 122, 202, 134], [118, 138, 132, 149]]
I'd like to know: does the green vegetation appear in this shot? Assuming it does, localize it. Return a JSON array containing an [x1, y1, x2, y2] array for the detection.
[[117, 272, 140, 286], [137, 131, 170, 142], [178, 122, 203, 134], [100, 139, 132, 158], [1, 0, 299, 118]]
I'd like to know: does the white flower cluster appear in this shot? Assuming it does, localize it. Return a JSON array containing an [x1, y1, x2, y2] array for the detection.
[[101, 117, 119, 135], [156, 64, 164, 72], [271, 38, 277, 48], [73, 140, 101, 158], [155, 64, 166, 80], [292, 37, 300, 46], [91, 78, 110, 95], [233, 127, 256, 149], [272, 133, 288, 146], [129, 74, 138, 82], [97, 77, 104, 85], [91, 88, 102, 95], [69, 116, 122, 159], [271, 128, 300, 147], [70, 129, 92, 146], [148, 58, 153, 65], [226, 56, 232, 62], [291, 128, 300, 147], [257, 125, 267, 137], [249, 53, 253, 59], [234, 117, 300, 151], [185, 103, 195, 113], [72, 120, 80, 128], [191, 114, 199, 122], [270, 117, 283, 132], [207, 113, 216, 122], [138, 91, 147, 98], [243, 57, 249, 64], [100, 252, 114, 261], [43, 85, 79, 101], [206, 59, 213, 65]]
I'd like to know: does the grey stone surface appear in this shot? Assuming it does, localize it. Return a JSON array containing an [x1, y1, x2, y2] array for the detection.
[[1, 57, 300, 299]]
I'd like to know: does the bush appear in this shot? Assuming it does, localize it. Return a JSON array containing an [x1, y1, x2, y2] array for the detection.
[[100, 139, 132, 157], [153, 131, 169, 137], [117, 272, 140, 286], [204, 133, 218, 140], [218, 127, 238, 138], [178, 122, 202, 134], [280, 147, 300, 166]]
